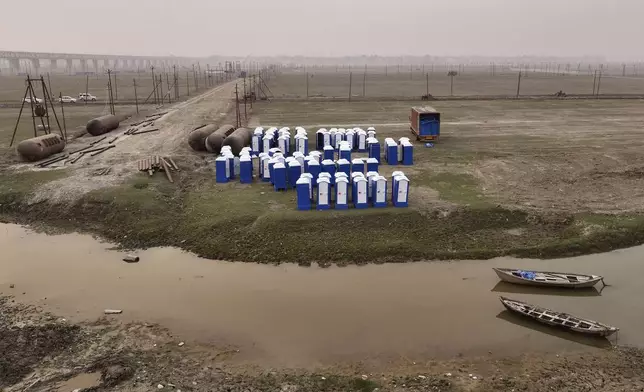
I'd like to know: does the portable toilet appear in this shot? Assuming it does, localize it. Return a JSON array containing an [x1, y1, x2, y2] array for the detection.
[[260, 154, 271, 182], [303, 155, 312, 172], [351, 171, 365, 181], [252, 130, 263, 156], [329, 129, 337, 148], [300, 173, 314, 199], [316, 177, 331, 210], [356, 130, 367, 152], [315, 128, 326, 150], [278, 135, 290, 156], [296, 177, 312, 211], [295, 134, 309, 155], [339, 143, 351, 161], [322, 129, 331, 148], [240, 146, 252, 157], [268, 147, 280, 157], [351, 158, 365, 174], [393, 174, 410, 207], [321, 159, 336, 184], [239, 155, 252, 183], [263, 134, 273, 153], [335, 177, 349, 209], [323, 145, 334, 161], [335, 131, 344, 151], [307, 159, 321, 187], [366, 157, 379, 173], [295, 126, 307, 135], [345, 129, 355, 150], [337, 158, 351, 177], [293, 151, 305, 172], [334, 172, 349, 181], [385, 138, 398, 165], [215, 156, 228, 183], [367, 127, 376, 139], [310, 150, 322, 163], [372, 176, 387, 207], [397, 138, 409, 164], [366, 171, 379, 202], [288, 160, 302, 188], [223, 152, 235, 180], [353, 176, 368, 209], [402, 140, 413, 165], [368, 138, 381, 162], [273, 163, 287, 191]]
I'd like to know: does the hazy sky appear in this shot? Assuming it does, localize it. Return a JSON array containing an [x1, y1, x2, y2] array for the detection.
[[1, 0, 643, 60]]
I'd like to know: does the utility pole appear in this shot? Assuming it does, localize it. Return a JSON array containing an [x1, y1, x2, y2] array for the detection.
[[114, 73, 118, 101], [363, 69, 366, 97], [596, 71, 602, 97], [166, 73, 171, 103], [516, 70, 522, 97], [426, 73, 429, 96], [186, 71, 190, 96], [133, 78, 139, 114], [151, 66, 157, 105], [193, 64, 198, 91], [592, 70, 598, 95], [348, 72, 352, 101], [306, 72, 309, 98], [85, 74, 89, 106]]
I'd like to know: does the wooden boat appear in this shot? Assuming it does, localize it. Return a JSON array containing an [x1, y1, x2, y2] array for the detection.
[[493, 268, 603, 288], [500, 296, 618, 337]]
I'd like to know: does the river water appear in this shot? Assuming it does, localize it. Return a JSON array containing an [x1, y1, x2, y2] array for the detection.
[[1, 223, 642, 367]]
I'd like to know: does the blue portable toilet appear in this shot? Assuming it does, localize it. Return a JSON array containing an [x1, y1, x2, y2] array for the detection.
[[215, 156, 229, 183], [260, 154, 271, 182], [239, 155, 253, 183], [300, 173, 313, 199], [288, 160, 302, 188], [335, 131, 344, 151], [401, 140, 413, 165], [307, 159, 321, 187], [323, 145, 334, 161], [303, 155, 312, 172], [296, 177, 312, 211], [268, 157, 279, 184], [372, 176, 387, 207], [368, 138, 381, 162], [293, 152, 305, 172], [252, 129, 263, 156], [334, 172, 348, 184], [366, 157, 379, 173], [321, 159, 336, 185], [353, 176, 368, 209], [329, 129, 337, 148], [397, 137, 409, 164], [268, 147, 280, 157], [385, 138, 398, 166], [273, 162, 287, 191], [337, 158, 351, 177], [367, 127, 376, 139], [352, 158, 365, 174], [335, 177, 349, 210], [322, 130, 331, 148], [356, 130, 367, 152], [393, 174, 410, 207], [278, 135, 290, 156], [222, 152, 235, 180], [315, 128, 326, 150], [339, 143, 351, 161], [316, 177, 331, 210], [366, 171, 379, 202]]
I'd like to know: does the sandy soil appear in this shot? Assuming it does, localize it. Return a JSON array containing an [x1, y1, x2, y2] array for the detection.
[[20, 81, 236, 204]]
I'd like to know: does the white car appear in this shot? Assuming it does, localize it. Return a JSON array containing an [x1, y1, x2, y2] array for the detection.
[[78, 93, 97, 101], [59, 96, 77, 103], [24, 97, 43, 104]]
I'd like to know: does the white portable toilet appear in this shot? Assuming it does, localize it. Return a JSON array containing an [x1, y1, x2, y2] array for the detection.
[[366, 171, 379, 202], [296, 177, 312, 211], [309, 150, 322, 163], [328, 128, 337, 148], [222, 151, 235, 180], [322, 129, 331, 147], [300, 173, 314, 199], [278, 135, 290, 156], [345, 129, 355, 150], [315, 128, 326, 150], [295, 134, 308, 155], [334, 172, 349, 181], [292, 151, 305, 172], [240, 146, 252, 156], [252, 128, 263, 155], [357, 130, 367, 152], [367, 127, 376, 139], [316, 177, 331, 210], [268, 157, 279, 184], [393, 174, 410, 207], [260, 154, 271, 182], [263, 134, 273, 153], [335, 131, 344, 150], [335, 177, 349, 209], [353, 176, 368, 209], [351, 171, 365, 181], [372, 176, 388, 208]]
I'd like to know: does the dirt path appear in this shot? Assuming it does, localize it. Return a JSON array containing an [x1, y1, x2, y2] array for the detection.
[[25, 81, 237, 204]]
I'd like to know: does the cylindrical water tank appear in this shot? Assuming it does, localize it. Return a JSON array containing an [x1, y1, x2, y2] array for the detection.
[[205, 124, 235, 153], [17, 134, 66, 161], [86, 114, 123, 136], [187, 124, 218, 151], [222, 127, 252, 155]]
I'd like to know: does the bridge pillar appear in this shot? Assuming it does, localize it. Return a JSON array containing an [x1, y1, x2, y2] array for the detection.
[[66, 59, 73, 74], [79, 59, 88, 73], [92, 59, 99, 73], [29, 59, 41, 75], [9, 58, 21, 74]]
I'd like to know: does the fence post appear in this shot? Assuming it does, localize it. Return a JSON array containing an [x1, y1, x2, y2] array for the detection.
[[349, 72, 352, 101], [516, 71, 522, 97], [133, 78, 139, 114]]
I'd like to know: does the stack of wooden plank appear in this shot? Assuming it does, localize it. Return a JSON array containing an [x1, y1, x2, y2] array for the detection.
[[137, 155, 179, 183]]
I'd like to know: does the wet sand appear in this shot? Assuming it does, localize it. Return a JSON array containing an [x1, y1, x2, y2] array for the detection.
[[1, 223, 642, 368]]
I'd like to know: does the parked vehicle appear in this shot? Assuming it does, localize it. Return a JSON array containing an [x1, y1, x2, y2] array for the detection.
[[24, 97, 43, 104], [59, 96, 77, 103], [78, 93, 97, 101]]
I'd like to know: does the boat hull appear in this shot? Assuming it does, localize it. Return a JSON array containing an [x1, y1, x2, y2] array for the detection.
[[494, 268, 602, 288]]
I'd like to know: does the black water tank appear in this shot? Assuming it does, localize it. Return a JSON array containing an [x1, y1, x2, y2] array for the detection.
[[205, 124, 235, 153], [86, 114, 123, 136], [222, 127, 252, 156]]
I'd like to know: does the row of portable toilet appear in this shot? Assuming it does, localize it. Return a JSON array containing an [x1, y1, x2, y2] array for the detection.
[[315, 127, 376, 152], [251, 126, 309, 157], [296, 171, 410, 210], [384, 137, 414, 166], [215, 146, 257, 183]]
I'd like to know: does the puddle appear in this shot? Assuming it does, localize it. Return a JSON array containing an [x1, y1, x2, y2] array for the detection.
[[56, 372, 101, 391], [1, 223, 643, 367]]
